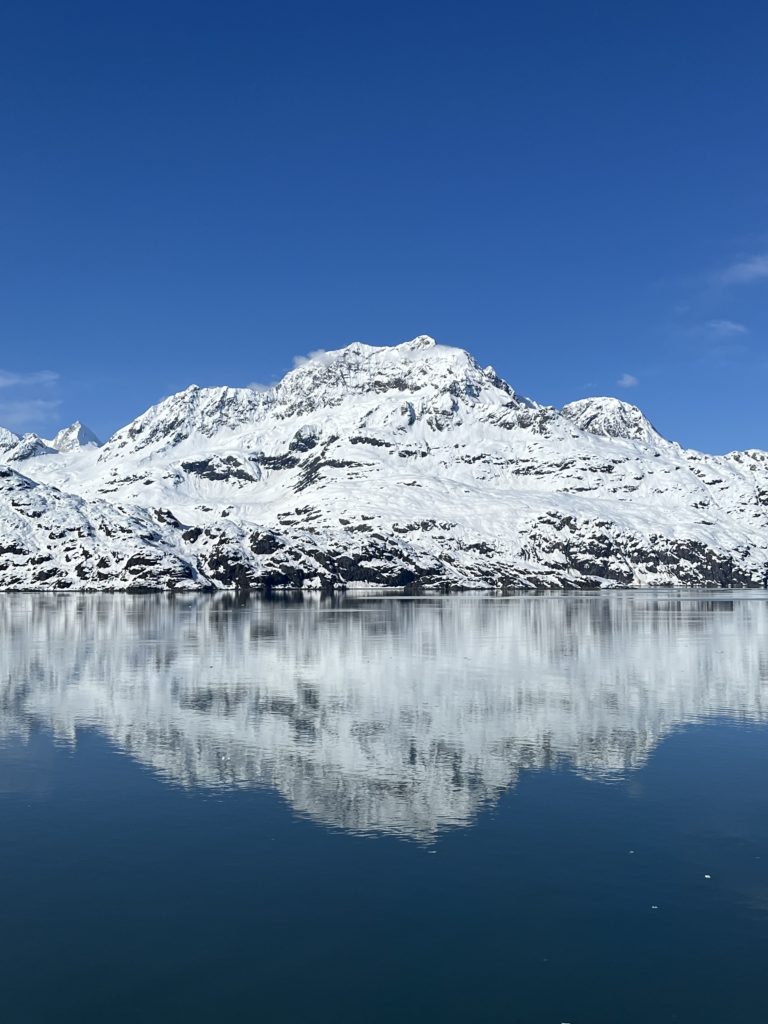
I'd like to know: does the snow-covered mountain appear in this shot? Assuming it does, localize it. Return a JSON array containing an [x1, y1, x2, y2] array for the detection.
[[1, 336, 767, 590]]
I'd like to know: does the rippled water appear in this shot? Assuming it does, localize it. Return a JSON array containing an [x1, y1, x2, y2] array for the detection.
[[1, 591, 768, 1022]]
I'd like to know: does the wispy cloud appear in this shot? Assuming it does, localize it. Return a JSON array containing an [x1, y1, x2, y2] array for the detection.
[[617, 373, 639, 388], [0, 367, 61, 432], [0, 398, 61, 430], [247, 381, 273, 393], [0, 369, 59, 389], [292, 349, 332, 369], [705, 319, 748, 336], [719, 254, 768, 286]]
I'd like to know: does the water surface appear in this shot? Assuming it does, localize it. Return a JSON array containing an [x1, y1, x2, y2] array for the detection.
[[1, 591, 767, 1022]]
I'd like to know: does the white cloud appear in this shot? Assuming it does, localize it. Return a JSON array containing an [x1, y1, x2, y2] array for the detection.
[[705, 319, 748, 336], [292, 349, 332, 369], [0, 398, 61, 430], [0, 369, 59, 389], [617, 373, 639, 388], [247, 381, 273, 393], [719, 254, 768, 286]]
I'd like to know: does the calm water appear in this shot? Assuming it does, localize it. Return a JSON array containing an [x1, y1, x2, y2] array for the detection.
[[1, 591, 768, 1022]]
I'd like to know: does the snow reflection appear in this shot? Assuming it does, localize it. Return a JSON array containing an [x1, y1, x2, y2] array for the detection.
[[1, 591, 767, 838]]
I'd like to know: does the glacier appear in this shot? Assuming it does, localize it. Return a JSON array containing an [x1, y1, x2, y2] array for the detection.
[[1, 335, 767, 590]]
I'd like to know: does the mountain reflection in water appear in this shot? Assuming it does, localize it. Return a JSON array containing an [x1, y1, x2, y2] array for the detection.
[[1, 591, 766, 839]]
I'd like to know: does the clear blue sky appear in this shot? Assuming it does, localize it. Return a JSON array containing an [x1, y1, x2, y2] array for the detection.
[[1, 0, 766, 453]]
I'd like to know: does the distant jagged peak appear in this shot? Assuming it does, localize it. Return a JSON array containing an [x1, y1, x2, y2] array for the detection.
[[51, 421, 101, 452], [561, 397, 666, 444], [4, 432, 57, 462], [0, 425, 19, 452]]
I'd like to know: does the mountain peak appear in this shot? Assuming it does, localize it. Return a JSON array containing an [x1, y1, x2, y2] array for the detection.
[[406, 334, 437, 349], [96, 337, 525, 461], [561, 397, 665, 444], [51, 421, 101, 452], [273, 336, 516, 418]]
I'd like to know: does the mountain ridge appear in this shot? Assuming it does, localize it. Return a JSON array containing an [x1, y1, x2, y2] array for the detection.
[[1, 336, 767, 591]]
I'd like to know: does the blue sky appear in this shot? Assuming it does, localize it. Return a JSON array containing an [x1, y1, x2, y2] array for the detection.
[[1, 0, 767, 453]]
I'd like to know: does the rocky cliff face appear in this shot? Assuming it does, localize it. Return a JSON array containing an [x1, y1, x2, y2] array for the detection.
[[1, 336, 767, 590]]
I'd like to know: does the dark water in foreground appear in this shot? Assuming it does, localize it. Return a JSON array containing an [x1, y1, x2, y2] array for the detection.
[[1, 591, 767, 1023]]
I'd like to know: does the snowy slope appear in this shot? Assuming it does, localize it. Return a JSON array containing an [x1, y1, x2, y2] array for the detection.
[[2, 335, 768, 590]]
